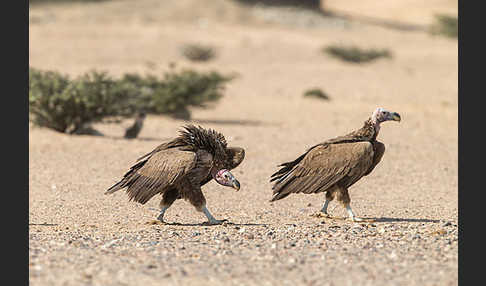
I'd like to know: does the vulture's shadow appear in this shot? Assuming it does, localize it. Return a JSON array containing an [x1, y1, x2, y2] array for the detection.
[[366, 217, 440, 223], [148, 221, 267, 227]]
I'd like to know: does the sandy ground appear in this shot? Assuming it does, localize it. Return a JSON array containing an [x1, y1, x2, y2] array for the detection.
[[29, 1, 458, 285]]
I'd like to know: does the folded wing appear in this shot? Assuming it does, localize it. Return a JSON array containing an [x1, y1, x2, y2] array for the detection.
[[105, 148, 197, 204], [270, 142, 374, 201]]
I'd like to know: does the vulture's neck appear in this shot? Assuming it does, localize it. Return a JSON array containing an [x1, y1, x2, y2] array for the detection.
[[322, 118, 377, 146], [369, 117, 381, 137], [357, 118, 378, 141]]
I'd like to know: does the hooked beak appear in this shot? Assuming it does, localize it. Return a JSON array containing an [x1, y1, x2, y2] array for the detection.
[[232, 178, 240, 191], [391, 112, 401, 122]]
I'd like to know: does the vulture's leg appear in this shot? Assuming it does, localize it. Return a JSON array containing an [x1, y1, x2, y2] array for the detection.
[[345, 205, 363, 222], [183, 183, 226, 225], [336, 187, 363, 222], [321, 189, 337, 215], [311, 188, 336, 218], [201, 206, 227, 225], [157, 188, 179, 223]]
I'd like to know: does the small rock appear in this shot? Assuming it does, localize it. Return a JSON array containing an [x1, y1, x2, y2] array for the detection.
[[245, 233, 255, 239], [432, 229, 447, 235]]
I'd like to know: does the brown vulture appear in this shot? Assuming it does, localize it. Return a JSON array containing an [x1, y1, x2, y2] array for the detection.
[[106, 125, 245, 225], [270, 107, 401, 221], [124, 112, 146, 139]]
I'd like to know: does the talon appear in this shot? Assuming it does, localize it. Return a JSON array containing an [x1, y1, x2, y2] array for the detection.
[[146, 220, 165, 225], [310, 212, 331, 218]]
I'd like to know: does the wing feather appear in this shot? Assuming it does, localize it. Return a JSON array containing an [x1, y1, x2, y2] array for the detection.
[[106, 149, 197, 204], [270, 142, 374, 201]]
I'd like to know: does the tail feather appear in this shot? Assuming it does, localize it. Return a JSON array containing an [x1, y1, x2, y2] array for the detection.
[[270, 191, 290, 202], [270, 152, 308, 183], [105, 181, 124, 195], [105, 159, 147, 195]]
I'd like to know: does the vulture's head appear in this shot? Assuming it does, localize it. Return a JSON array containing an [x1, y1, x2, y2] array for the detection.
[[214, 169, 241, 191], [372, 107, 401, 124]]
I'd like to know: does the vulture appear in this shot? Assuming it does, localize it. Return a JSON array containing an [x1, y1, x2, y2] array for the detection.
[[270, 107, 401, 222], [106, 125, 245, 225], [124, 112, 146, 139]]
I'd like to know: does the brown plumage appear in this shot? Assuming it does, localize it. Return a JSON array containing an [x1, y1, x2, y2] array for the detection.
[[106, 125, 245, 224], [270, 108, 400, 221]]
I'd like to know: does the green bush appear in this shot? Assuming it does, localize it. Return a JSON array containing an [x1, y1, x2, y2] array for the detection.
[[29, 67, 234, 133], [303, 88, 330, 100], [29, 68, 136, 134], [149, 70, 232, 118], [430, 14, 458, 38], [118, 69, 233, 119], [323, 45, 392, 63]]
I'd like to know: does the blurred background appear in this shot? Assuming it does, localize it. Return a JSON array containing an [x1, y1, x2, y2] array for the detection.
[[29, 0, 457, 139]]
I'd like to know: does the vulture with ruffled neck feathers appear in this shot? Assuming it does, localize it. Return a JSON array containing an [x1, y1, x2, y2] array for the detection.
[[106, 125, 245, 225], [270, 108, 401, 221]]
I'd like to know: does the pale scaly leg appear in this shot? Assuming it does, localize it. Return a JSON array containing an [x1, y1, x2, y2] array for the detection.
[[157, 188, 179, 223], [157, 205, 170, 223], [310, 199, 332, 218], [201, 205, 227, 225], [345, 204, 364, 222], [321, 199, 330, 215]]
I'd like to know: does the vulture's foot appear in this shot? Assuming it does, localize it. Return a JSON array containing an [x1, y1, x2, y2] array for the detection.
[[202, 218, 228, 226], [201, 206, 227, 225], [156, 214, 169, 224], [155, 206, 170, 224], [310, 212, 331, 218], [345, 206, 375, 222], [146, 219, 167, 225]]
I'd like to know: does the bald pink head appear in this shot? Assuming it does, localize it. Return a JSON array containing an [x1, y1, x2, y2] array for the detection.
[[370, 107, 401, 135], [213, 169, 241, 191], [371, 107, 401, 124]]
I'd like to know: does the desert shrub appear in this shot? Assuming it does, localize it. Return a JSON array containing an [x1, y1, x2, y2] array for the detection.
[[29, 67, 234, 133], [29, 68, 137, 134], [323, 45, 392, 63], [180, 44, 216, 62], [303, 88, 329, 100], [121, 69, 234, 120], [430, 14, 458, 38], [150, 69, 232, 118]]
